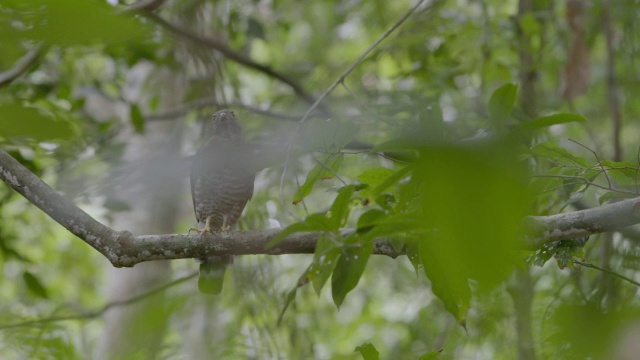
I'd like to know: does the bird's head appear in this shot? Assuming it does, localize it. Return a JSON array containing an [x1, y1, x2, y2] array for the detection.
[[211, 110, 242, 141]]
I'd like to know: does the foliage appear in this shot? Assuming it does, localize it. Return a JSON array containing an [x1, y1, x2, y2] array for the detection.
[[1, 0, 640, 359]]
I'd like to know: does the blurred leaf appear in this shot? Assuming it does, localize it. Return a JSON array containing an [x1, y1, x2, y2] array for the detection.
[[247, 17, 265, 39], [365, 165, 414, 203], [293, 155, 343, 204], [357, 167, 395, 201], [406, 235, 422, 275], [23, 271, 48, 299], [551, 302, 629, 359], [130, 104, 144, 134], [103, 198, 131, 212], [519, 12, 542, 37], [0, 104, 75, 142], [22, 0, 150, 46], [355, 342, 379, 360], [416, 141, 529, 323], [419, 232, 471, 324], [520, 113, 587, 130], [419, 350, 442, 360], [332, 234, 373, 308], [488, 83, 517, 129]]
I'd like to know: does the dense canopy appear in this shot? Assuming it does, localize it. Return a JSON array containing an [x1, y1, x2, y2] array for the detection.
[[1, 0, 640, 359]]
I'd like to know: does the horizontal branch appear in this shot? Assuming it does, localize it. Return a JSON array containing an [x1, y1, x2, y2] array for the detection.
[[1, 148, 640, 268], [524, 198, 640, 247]]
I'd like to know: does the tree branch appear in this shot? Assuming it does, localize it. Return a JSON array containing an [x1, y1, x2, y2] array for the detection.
[[524, 198, 640, 247], [144, 98, 310, 122], [0, 272, 197, 330], [2, 148, 640, 267], [138, 11, 320, 109], [0, 44, 44, 87]]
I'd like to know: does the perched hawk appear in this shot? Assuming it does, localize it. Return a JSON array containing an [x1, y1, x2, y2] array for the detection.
[[190, 110, 255, 294]]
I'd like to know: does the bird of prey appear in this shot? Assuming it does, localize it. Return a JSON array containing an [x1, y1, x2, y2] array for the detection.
[[190, 110, 255, 294]]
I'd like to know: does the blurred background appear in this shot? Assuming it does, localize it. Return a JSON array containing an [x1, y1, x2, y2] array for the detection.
[[1, 0, 640, 359]]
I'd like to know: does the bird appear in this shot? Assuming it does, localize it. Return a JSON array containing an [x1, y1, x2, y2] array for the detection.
[[190, 110, 255, 294]]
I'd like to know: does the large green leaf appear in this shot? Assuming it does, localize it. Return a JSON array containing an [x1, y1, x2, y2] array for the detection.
[[307, 235, 341, 296], [20, 0, 150, 46], [520, 113, 587, 130], [331, 233, 374, 308], [416, 141, 530, 323], [0, 104, 76, 143]]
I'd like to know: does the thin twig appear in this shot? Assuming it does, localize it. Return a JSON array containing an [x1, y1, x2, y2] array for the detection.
[[340, 81, 390, 125], [0, 44, 44, 87], [145, 98, 308, 121], [0, 272, 197, 330], [574, 260, 640, 287], [139, 11, 320, 109], [279, 0, 434, 211], [529, 174, 638, 196], [569, 138, 612, 189], [312, 153, 348, 186]]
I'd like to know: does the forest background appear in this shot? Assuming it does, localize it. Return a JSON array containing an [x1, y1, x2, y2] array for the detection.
[[1, 0, 640, 359]]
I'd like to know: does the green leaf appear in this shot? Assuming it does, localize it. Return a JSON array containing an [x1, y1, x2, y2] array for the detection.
[[293, 155, 343, 204], [308, 235, 341, 296], [419, 350, 442, 360], [0, 104, 76, 143], [331, 234, 373, 308], [599, 191, 638, 205], [519, 12, 542, 37], [356, 209, 386, 234], [130, 104, 145, 134], [405, 236, 422, 275], [601, 160, 640, 186], [22, 0, 150, 46], [366, 165, 414, 202], [266, 214, 333, 248], [531, 142, 589, 167], [354, 343, 379, 360], [419, 232, 471, 324], [357, 168, 395, 190], [328, 185, 355, 229], [416, 142, 529, 323], [520, 113, 587, 130], [366, 214, 425, 239], [23, 271, 49, 299], [488, 83, 517, 129]]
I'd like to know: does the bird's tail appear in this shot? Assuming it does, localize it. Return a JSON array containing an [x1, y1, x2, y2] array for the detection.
[[197, 256, 233, 295]]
